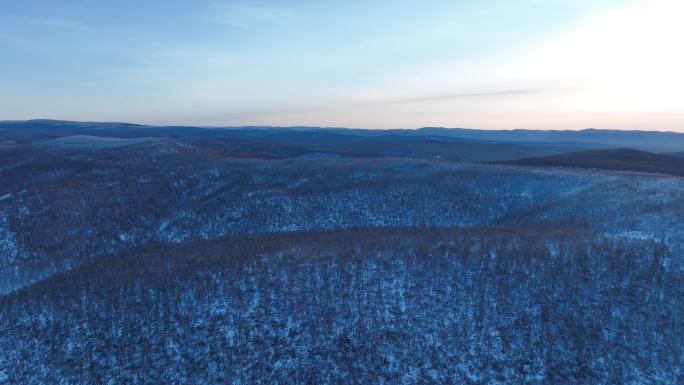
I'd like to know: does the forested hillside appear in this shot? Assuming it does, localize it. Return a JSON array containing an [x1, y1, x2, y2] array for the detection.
[[2, 228, 682, 384], [1, 121, 683, 384], [2, 138, 684, 294]]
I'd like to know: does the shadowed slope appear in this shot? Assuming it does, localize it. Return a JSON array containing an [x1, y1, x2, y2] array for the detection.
[[501, 148, 684, 177]]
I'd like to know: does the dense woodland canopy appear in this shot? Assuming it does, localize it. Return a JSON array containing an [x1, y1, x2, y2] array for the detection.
[[1, 227, 682, 384], [1, 121, 683, 384]]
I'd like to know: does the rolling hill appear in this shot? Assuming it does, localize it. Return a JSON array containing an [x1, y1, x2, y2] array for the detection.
[[2, 227, 681, 384], [500, 148, 684, 177], [1, 120, 684, 384], [4, 120, 684, 162]]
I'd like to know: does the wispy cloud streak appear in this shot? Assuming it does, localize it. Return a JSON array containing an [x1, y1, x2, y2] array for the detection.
[[360, 89, 546, 106], [207, 3, 296, 29]]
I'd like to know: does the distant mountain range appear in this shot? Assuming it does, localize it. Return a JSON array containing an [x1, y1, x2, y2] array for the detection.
[[2, 119, 684, 162], [413, 126, 684, 151]]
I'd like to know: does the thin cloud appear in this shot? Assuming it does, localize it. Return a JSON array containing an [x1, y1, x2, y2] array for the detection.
[[359, 89, 547, 106], [2, 12, 88, 31], [147, 88, 551, 126], [207, 3, 297, 29]]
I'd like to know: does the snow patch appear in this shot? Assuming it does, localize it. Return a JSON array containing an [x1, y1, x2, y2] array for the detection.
[[0, 211, 19, 262], [608, 231, 659, 241]]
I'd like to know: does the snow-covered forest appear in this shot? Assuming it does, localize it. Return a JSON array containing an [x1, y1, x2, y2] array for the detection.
[[0, 121, 683, 384], [2, 228, 681, 384]]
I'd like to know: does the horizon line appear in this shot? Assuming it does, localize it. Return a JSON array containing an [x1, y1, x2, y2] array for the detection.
[[2, 118, 684, 134]]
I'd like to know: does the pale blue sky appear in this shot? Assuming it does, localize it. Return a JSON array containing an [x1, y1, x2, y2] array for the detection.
[[1, 0, 682, 130]]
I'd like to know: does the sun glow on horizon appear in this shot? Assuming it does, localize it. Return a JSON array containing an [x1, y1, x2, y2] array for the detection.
[[0, 0, 682, 130]]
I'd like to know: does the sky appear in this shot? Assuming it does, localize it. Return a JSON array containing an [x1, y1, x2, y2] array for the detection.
[[1, 0, 683, 130]]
